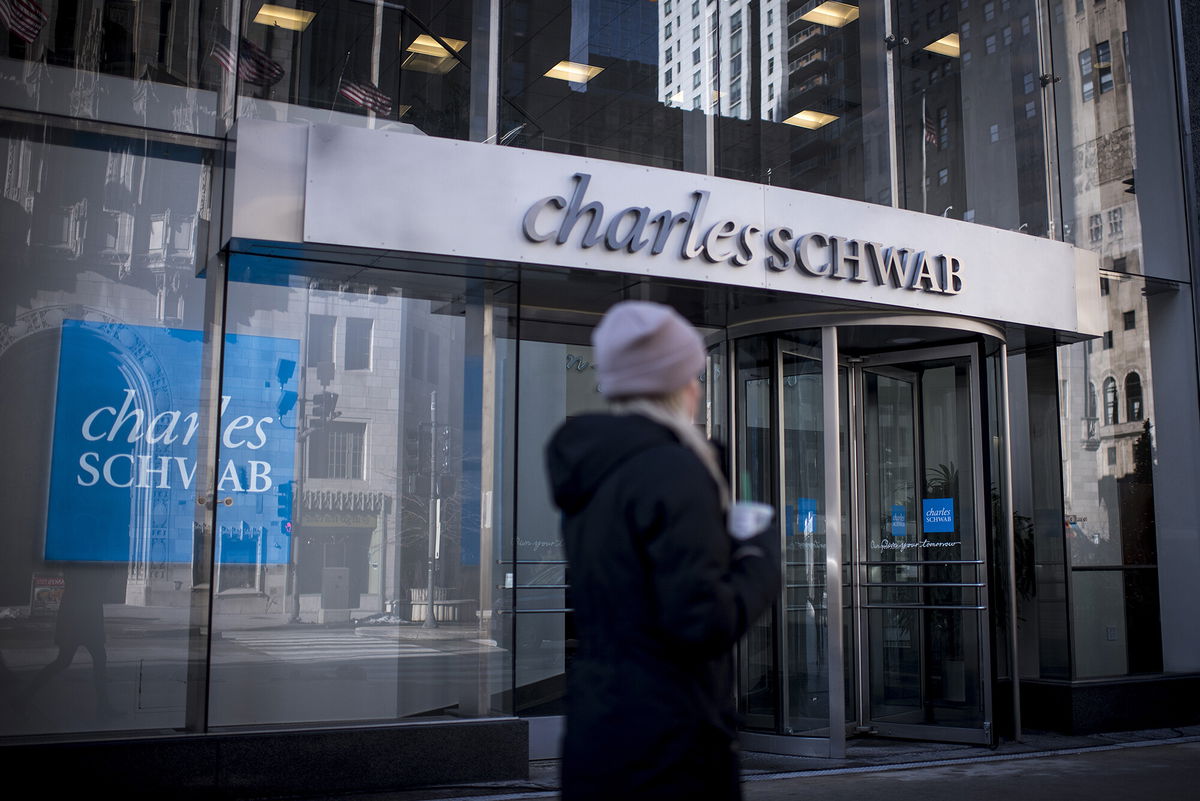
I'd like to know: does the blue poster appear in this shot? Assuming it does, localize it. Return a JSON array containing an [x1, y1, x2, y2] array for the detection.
[[890, 504, 907, 539], [792, 497, 817, 536], [923, 498, 956, 533], [45, 320, 299, 564]]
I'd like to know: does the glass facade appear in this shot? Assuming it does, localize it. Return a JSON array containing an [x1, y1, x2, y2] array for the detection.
[[0, 0, 1198, 771]]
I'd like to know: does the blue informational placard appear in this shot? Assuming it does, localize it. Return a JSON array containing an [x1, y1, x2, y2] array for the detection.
[[45, 320, 300, 564], [796, 497, 817, 536], [923, 498, 956, 533], [890, 504, 907, 539]]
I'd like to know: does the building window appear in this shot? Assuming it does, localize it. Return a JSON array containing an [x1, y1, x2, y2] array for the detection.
[[1025, 101, 1037, 119], [1103, 330, 1114, 350], [961, 21, 971, 39], [984, 1, 995, 20], [344, 317, 373, 371], [1126, 373, 1144, 421], [1103, 377, 1119, 425], [309, 421, 366, 480], [1021, 15, 1032, 35], [768, 57, 774, 74], [1113, 256, 1128, 272], [938, 107, 949, 150], [1003, 26, 1013, 46], [1089, 214, 1103, 242], [664, 67, 673, 85], [989, 123, 1000, 143], [1097, 40, 1114, 93], [1079, 49, 1095, 101], [692, 0, 699, 16], [962, 50, 972, 65], [692, 48, 700, 66], [693, 72, 701, 88], [1123, 310, 1136, 330], [938, 168, 949, 185], [1024, 73, 1036, 94], [941, 2, 951, 21], [985, 34, 997, 54], [693, 26, 700, 42], [1100, 277, 1110, 296], [693, 95, 701, 109], [307, 314, 336, 368], [768, 33, 774, 51], [1108, 207, 1124, 235], [1107, 446, 1117, 466], [664, 21, 672, 39]]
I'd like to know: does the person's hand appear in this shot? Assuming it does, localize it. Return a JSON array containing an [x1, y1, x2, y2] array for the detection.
[[728, 501, 774, 541]]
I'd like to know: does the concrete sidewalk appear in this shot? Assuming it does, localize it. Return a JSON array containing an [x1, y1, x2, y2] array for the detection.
[[294, 725, 1200, 801]]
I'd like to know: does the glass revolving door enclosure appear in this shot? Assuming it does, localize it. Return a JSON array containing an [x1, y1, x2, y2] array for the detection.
[[727, 318, 1013, 756]]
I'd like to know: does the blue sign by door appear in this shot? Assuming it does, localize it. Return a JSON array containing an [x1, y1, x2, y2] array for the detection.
[[923, 498, 956, 533]]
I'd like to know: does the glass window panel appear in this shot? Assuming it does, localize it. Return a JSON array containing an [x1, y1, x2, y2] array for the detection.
[[0, 120, 211, 736], [717, 1, 890, 201], [780, 333, 827, 735], [1071, 570, 1128, 677], [896, 0, 1051, 231], [235, 0, 478, 138], [207, 263, 515, 727], [501, 0, 700, 173], [0, 0, 227, 136]]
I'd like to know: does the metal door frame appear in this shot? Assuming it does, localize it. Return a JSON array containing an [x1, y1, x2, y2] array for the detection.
[[845, 342, 994, 745]]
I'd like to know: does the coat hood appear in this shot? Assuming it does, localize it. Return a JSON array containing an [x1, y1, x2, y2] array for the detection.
[[545, 413, 677, 515]]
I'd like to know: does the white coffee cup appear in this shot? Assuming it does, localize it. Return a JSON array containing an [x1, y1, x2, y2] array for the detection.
[[728, 501, 775, 541]]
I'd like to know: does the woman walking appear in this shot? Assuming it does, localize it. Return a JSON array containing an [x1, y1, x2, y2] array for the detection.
[[545, 300, 780, 801]]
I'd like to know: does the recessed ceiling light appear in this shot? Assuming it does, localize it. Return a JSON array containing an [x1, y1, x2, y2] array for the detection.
[[783, 109, 839, 130], [402, 34, 467, 74], [924, 34, 961, 58], [799, 2, 860, 28], [889, 337, 924, 345], [544, 60, 604, 83], [253, 5, 315, 31]]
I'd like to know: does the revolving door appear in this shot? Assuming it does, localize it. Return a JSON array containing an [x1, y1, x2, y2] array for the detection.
[[724, 320, 1013, 756]]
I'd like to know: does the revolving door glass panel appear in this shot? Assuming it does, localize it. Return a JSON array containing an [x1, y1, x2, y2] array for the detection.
[[855, 347, 990, 741]]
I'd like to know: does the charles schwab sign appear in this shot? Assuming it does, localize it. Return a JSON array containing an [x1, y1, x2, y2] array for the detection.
[[522, 173, 964, 295], [229, 120, 1100, 335]]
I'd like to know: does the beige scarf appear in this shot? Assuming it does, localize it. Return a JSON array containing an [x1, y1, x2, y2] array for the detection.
[[611, 398, 731, 512]]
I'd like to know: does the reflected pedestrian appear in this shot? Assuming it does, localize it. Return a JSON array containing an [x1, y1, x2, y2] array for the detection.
[[26, 565, 117, 719], [546, 301, 780, 800]]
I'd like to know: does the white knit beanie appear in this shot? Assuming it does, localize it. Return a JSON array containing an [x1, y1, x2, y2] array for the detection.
[[593, 301, 706, 398]]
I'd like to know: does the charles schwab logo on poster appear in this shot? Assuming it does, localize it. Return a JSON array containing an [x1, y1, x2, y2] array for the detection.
[[46, 320, 299, 564]]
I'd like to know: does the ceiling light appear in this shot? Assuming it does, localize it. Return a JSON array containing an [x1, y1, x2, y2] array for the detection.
[[799, 2, 860, 28], [402, 34, 467, 74], [544, 60, 604, 83], [783, 109, 839, 129], [406, 34, 467, 57], [252, 5, 315, 31], [924, 33, 961, 58]]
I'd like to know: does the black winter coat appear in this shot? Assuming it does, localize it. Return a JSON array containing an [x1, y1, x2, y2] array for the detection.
[[545, 413, 781, 801]]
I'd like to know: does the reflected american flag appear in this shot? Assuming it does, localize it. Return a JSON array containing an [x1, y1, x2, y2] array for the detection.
[[338, 76, 393, 116], [0, 0, 48, 44], [210, 31, 285, 87]]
